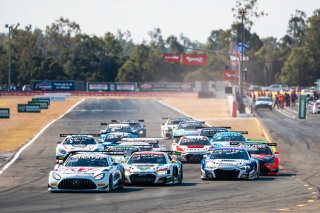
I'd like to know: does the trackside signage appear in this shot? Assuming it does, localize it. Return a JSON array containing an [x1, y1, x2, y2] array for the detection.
[[0, 108, 10, 118], [18, 104, 41, 113], [28, 101, 49, 109], [182, 54, 207, 65], [32, 97, 50, 105], [163, 54, 181, 63], [298, 95, 306, 119]]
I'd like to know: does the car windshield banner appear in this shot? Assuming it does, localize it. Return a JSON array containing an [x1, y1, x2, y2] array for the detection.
[[163, 54, 181, 63], [223, 70, 239, 81], [182, 54, 207, 65]]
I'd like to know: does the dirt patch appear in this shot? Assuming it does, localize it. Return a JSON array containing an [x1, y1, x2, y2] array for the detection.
[[0, 96, 82, 152]]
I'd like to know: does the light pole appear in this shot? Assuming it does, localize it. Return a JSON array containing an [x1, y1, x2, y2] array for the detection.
[[5, 24, 13, 91], [238, 9, 247, 113]]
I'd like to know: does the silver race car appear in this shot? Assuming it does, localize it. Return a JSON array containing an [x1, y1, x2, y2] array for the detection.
[[56, 134, 104, 160], [161, 117, 192, 139], [48, 151, 124, 192], [201, 147, 260, 180]]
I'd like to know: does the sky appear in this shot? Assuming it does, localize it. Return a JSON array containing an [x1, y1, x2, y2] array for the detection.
[[1, 0, 320, 43]]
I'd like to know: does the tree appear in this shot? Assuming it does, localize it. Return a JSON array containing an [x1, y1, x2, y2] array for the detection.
[[287, 10, 307, 46]]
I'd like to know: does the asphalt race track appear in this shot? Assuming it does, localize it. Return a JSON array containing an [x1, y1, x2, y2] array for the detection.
[[0, 99, 318, 213]]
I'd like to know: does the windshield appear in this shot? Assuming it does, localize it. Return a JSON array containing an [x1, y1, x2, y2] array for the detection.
[[105, 125, 132, 132], [257, 97, 271, 102], [212, 133, 246, 142], [199, 129, 228, 137], [65, 155, 109, 167], [180, 138, 211, 145], [169, 118, 189, 125], [138, 146, 153, 151], [246, 145, 273, 155], [178, 122, 204, 130], [63, 136, 97, 145], [210, 149, 249, 160], [128, 154, 167, 164], [128, 123, 142, 129]]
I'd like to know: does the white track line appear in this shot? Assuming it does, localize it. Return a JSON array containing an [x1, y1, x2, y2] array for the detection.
[[157, 100, 211, 127], [0, 98, 85, 175], [275, 108, 296, 119]]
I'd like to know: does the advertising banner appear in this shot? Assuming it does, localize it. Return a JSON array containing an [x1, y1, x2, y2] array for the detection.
[[0, 108, 10, 118], [87, 83, 109, 91], [139, 83, 193, 92], [223, 70, 239, 81], [17, 104, 41, 113], [182, 54, 207, 65], [298, 95, 307, 119], [163, 54, 181, 63], [28, 101, 49, 109], [32, 81, 75, 91]]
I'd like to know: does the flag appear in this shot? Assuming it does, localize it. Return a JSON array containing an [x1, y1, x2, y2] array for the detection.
[[236, 41, 251, 53]]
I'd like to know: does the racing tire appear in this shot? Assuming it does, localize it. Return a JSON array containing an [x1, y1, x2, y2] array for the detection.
[[109, 175, 113, 192], [178, 170, 183, 184]]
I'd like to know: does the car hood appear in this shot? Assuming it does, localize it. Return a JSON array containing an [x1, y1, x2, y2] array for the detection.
[[61, 144, 98, 151], [208, 159, 249, 166], [126, 163, 166, 172], [57, 167, 109, 177], [251, 154, 274, 162]]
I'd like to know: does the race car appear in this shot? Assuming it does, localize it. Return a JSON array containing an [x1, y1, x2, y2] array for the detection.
[[124, 151, 183, 185], [48, 151, 124, 192], [120, 138, 167, 151], [105, 145, 140, 165], [171, 136, 212, 162], [100, 123, 138, 144], [210, 131, 248, 148], [198, 127, 230, 139], [172, 121, 207, 141], [161, 117, 192, 139], [201, 147, 260, 180], [119, 141, 153, 151], [111, 120, 147, 137], [254, 96, 273, 110], [56, 134, 104, 160], [244, 142, 279, 175]]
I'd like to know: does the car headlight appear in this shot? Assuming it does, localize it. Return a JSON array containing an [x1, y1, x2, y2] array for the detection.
[[107, 135, 113, 139], [94, 173, 105, 180], [205, 162, 217, 169], [139, 130, 144, 134], [239, 166, 251, 170], [58, 148, 67, 155], [156, 168, 168, 175], [52, 172, 61, 180]]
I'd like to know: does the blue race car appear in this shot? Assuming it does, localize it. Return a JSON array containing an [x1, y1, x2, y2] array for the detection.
[[100, 123, 139, 146], [201, 147, 260, 180], [172, 121, 206, 142], [210, 131, 248, 148]]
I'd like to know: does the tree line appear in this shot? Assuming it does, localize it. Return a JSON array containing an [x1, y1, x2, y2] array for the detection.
[[0, 9, 320, 88]]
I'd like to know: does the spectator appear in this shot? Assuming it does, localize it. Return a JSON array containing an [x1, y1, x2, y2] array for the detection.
[[285, 92, 290, 107], [279, 94, 285, 109], [273, 92, 280, 109], [291, 91, 298, 107], [268, 92, 273, 101], [253, 94, 256, 103]]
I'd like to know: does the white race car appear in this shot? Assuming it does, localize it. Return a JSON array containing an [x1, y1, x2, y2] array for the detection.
[[56, 134, 104, 160], [161, 117, 192, 139], [171, 136, 212, 162], [48, 151, 124, 192], [254, 96, 272, 110], [119, 141, 153, 151]]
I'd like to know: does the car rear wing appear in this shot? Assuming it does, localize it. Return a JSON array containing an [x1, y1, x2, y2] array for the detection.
[[232, 131, 248, 134], [111, 119, 145, 123], [160, 151, 182, 156], [60, 134, 100, 137], [120, 138, 162, 144], [229, 142, 245, 146]]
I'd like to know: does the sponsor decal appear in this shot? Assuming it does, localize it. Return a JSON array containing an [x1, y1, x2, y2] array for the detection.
[[163, 54, 181, 63], [17, 104, 41, 113], [182, 54, 207, 65], [223, 70, 239, 81]]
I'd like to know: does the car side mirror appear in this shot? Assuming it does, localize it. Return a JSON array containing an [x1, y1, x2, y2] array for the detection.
[[246, 138, 251, 141], [171, 159, 176, 163], [112, 162, 118, 166], [56, 159, 63, 165], [203, 155, 207, 159], [274, 151, 279, 155], [57, 141, 61, 144], [100, 130, 106, 134]]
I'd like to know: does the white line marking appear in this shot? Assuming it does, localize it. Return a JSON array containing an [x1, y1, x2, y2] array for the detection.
[[275, 109, 296, 119], [0, 98, 85, 175], [157, 100, 212, 126], [73, 109, 138, 112]]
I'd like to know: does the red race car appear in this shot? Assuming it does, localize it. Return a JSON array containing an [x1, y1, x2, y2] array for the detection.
[[245, 142, 279, 175]]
